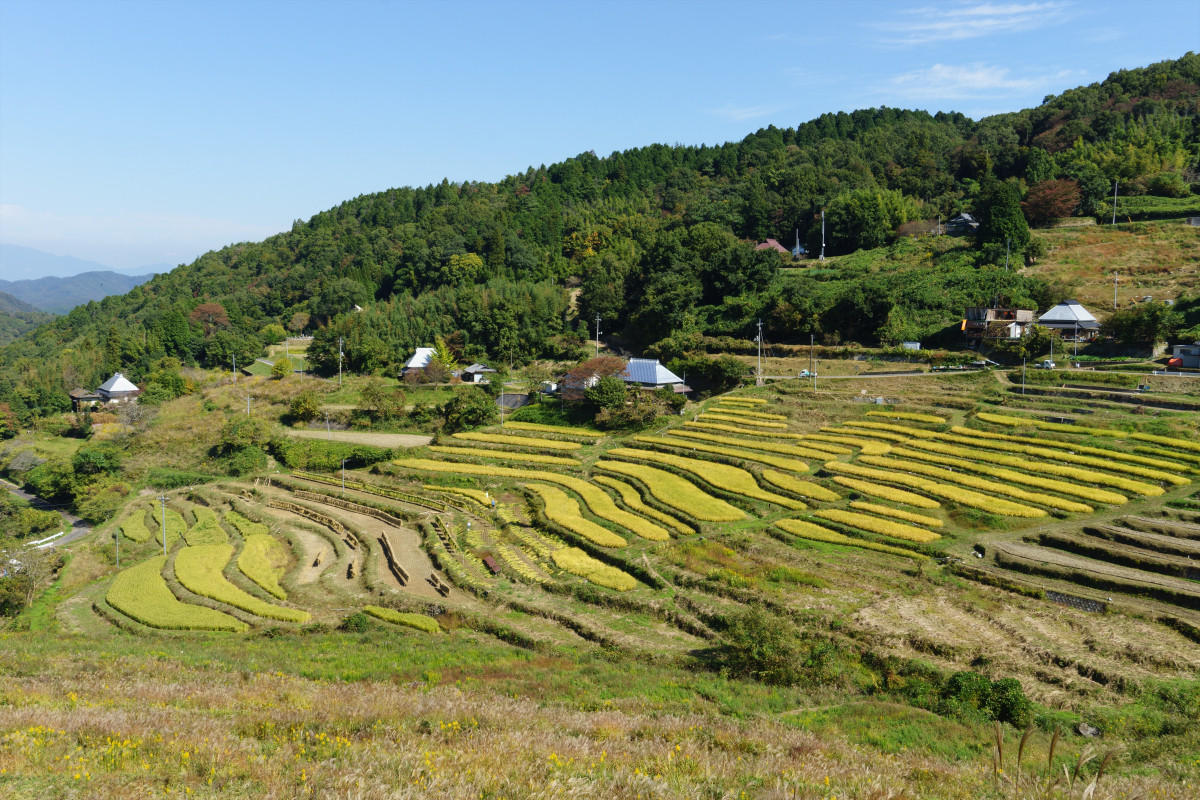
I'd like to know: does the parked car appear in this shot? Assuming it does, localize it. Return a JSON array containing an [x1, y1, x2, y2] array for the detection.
[[1036, 360, 1056, 369]]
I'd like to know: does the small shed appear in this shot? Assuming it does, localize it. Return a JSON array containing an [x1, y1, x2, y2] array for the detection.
[[462, 363, 498, 384]]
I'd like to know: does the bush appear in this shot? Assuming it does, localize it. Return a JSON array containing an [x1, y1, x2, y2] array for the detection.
[[289, 390, 321, 423], [145, 467, 216, 489], [716, 607, 807, 685], [339, 611, 377, 633], [441, 387, 497, 432]]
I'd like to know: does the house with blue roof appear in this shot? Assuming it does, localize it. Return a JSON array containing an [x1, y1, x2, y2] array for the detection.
[[619, 358, 688, 393]]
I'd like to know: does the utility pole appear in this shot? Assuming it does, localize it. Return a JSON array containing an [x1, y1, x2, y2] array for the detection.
[[500, 381, 505, 429], [756, 319, 763, 387], [1112, 180, 1119, 225], [232, 355, 236, 384], [114, 527, 119, 569], [338, 337, 344, 387], [341, 459, 347, 495], [819, 210, 825, 261], [1074, 322, 1078, 358], [246, 394, 251, 416], [325, 412, 331, 436], [1021, 358, 1026, 395], [1114, 272, 1119, 309], [1004, 236, 1011, 272], [594, 315, 601, 357], [157, 492, 168, 557]]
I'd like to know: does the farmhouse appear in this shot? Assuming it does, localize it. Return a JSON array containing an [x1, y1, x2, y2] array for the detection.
[[963, 306, 1035, 342], [461, 363, 498, 384], [1037, 299, 1100, 343], [69, 372, 141, 410], [402, 347, 437, 374], [944, 213, 979, 235], [754, 238, 791, 256], [620, 358, 688, 393]]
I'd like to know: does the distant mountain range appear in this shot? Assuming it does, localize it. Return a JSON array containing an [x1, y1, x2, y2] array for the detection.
[[0, 243, 172, 280], [0, 271, 157, 314]]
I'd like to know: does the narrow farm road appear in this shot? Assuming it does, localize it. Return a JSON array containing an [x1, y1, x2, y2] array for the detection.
[[1, 477, 91, 548]]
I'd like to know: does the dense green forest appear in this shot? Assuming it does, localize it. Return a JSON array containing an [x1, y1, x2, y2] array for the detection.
[[0, 293, 55, 348], [1, 53, 1198, 424]]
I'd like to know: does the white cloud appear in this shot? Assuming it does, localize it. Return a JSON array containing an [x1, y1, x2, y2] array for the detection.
[[705, 103, 788, 122], [0, 204, 282, 269], [886, 63, 1078, 102], [880, 2, 1073, 45]]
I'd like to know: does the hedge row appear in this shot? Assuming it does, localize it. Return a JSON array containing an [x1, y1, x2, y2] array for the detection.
[[106, 556, 247, 632]]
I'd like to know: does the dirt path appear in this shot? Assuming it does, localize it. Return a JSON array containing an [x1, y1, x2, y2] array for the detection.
[[283, 429, 432, 448]]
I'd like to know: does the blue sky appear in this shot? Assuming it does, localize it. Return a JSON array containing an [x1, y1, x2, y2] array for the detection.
[[1, 0, 1196, 269]]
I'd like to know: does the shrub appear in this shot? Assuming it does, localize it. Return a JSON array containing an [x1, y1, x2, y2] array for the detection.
[[813, 508, 940, 543], [238, 534, 289, 600], [145, 467, 215, 489], [760, 470, 841, 502], [451, 432, 582, 451], [441, 387, 498, 432], [595, 461, 745, 522], [288, 390, 321, 423], [606, 447, 806, 509], [106, 556, 246, 632], [339, 612, 377, 633], [714, 607, 809, 686], [987, 677, 1033, 728], [363, 606, 441, 633], [273, 439, 394, 472], [175, 544, 310, 623]]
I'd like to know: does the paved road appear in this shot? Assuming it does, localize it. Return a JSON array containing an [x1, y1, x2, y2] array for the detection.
[[2, 478, 91, 548]]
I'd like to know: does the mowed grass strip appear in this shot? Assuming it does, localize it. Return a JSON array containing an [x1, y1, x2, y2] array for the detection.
[[151, 506, 187, 548], [429, 445, 581, 466], [670, 428, 844, 458], [890, 446, 1127, 506], [859, 455, 1095, 514], [760, 470, 840, 502], [593, 475, 694, 534], [708, 406, 788, 420], [452, 432, 582, 451], [632, 435, 811, 473], [800, 433, 891, 455], [551, 547, 638, 591], [849, 501, 943, 528], [814, 508, 940, 543], [225, 510, 269, 537], [606, 447, 807, 509], [175, 544, 311, 623], [823, 461, 1046, 517], [106, 556, 247, 632], [184, 506, 229, 546], [393, 459, 669, 542], [866, 411, 946, 424], [238, 534, 290, 600], [119, 509, 152, 543], [776, 519, 928, 559], [829, 476, 940, 509], [697, 413, 788, 429], [595, 461, 746, 521], [503, 421, 605, 438], [909, 438, 1167, 496], [954, 426, 1193, 473], [525, 484, 627, 547], [363, 606, 441, 633]]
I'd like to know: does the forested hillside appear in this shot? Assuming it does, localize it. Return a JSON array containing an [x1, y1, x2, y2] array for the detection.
[[0, 293, 55, 348], [1, 54, 1197, 423]]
